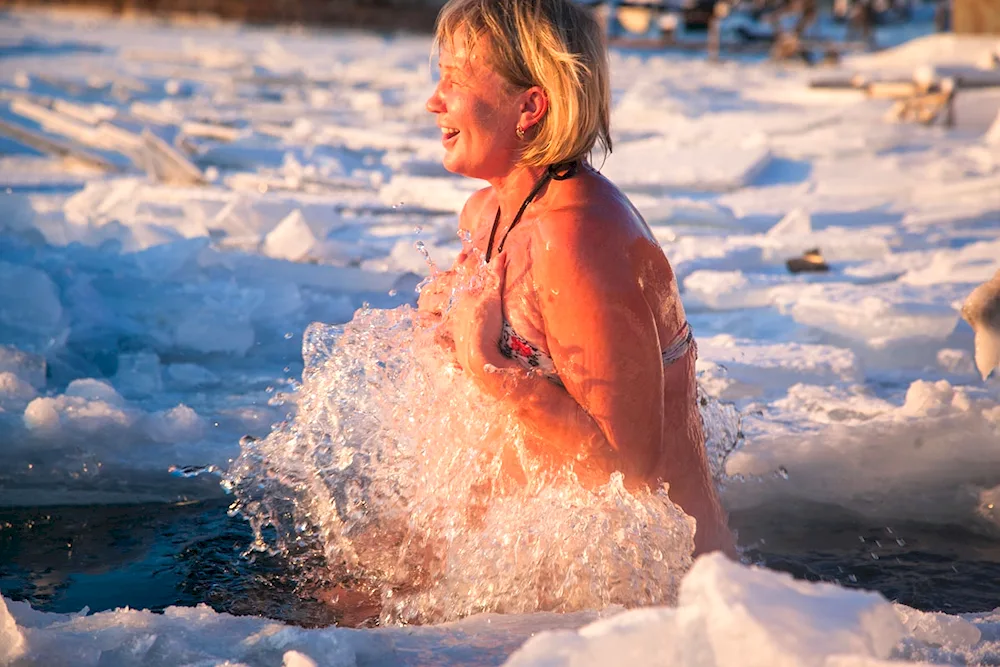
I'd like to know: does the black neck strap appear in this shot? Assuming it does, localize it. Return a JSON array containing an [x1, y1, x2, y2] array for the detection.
[[485, 161, 579, 263]]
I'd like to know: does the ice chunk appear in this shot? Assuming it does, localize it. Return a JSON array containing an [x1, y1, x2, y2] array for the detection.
[[936, 348, 979, 378], [505, 553, 904, 667], [133, 237, 212, 282], [604, 142, 772, 192], [0, 371, 38, 409], [144, 404, 205, 443], [761, 226, 892, 266], [284, 650, 319, 667], [696, 336, 861, 402], [894, 605, 981, 652], [0, 596, 25, 664], [902, 241, 1000, 288], [630, 195, 739, 230], [174, 310, 255, 357], [772, 283, 961, 350], [683, 270, 782, 310], [114, 351, 164, 398], [24, 379, 132, 436], [986, 109, 1000, 146], [900, 380, 974, 418], [262, 209, 320, 262], [164, 363, 221, 389], [23, 396, 61, 433], [0, 345, 46, 389], [65, 378, 126, 408], [0, 192, 37, 241], [378, 175, 479, 214], [0, 261, 66, 353], [725, 380, 1000, 524], [210, 196, 292, 248], [766, 208, 812, 237]]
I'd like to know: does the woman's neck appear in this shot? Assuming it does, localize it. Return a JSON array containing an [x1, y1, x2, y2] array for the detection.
[[489, 164, 549, 218]]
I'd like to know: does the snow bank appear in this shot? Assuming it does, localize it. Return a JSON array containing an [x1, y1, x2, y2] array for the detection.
[[10, 553, 1000, 667], [506, 554, 905, 667]]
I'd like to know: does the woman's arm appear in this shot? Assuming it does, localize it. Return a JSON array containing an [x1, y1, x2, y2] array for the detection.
[[531, 208, 667, 485], [448, 255, 618, 479]]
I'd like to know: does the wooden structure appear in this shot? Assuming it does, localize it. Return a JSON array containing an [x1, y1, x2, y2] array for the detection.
[[952, 0, 1000, 34], [810, 66, 1000, 127], [0, 0, 446, 31]]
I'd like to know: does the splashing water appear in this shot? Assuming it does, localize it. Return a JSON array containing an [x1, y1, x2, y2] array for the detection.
[[226, 274, 742, 625]]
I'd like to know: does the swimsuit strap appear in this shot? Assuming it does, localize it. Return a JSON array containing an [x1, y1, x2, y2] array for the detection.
[[485, 161, 579, 263]]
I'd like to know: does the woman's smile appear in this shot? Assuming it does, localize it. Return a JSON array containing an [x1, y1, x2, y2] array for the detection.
[[440, 126, 460, 147]]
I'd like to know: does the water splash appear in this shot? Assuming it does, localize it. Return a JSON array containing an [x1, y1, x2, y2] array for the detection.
[[226, 281, 742, 625]]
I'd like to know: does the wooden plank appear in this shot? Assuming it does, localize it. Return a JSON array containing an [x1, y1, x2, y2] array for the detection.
[[865, 81, 920, 99], [953, 0, 1000, 34]]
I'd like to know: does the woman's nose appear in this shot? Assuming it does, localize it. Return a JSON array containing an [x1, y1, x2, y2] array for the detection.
[[426, 84, 444, 114]]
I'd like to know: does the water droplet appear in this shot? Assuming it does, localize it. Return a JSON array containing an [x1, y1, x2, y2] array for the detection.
[[415, 225, 423, 234], [896, 538, 906, 547], [4, 188, 11, 195], [848, 574, 858, 583], [874, 540, 881, 548], [776, 466, 789, 480], [284, 332, 294, 339], [871, 553, 879, 560], [266, 386, 275, 394], [388, 289, 398, 297]]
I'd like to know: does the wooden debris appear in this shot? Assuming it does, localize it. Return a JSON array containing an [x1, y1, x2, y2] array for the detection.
[[786, 248, 830, 274], [885, 79, 956, 126], [865, 81, 921, 99]]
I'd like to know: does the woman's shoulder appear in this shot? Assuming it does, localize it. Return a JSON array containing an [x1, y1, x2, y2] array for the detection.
[[534, 173, 639, 255], [458, 186, 495, 233]]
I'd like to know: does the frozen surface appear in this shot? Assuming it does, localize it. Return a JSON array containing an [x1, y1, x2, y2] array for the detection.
[[8, 554, 1000, 666], [0, 6, 999, 666]]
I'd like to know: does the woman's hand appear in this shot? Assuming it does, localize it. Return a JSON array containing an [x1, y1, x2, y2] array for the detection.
[[449, 253, 509, 381]]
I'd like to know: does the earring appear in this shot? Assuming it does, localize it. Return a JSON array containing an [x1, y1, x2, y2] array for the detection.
[[515, 125, 525, 140]]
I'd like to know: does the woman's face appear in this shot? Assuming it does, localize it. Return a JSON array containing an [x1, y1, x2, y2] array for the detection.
[[426, 33, 523, 181]]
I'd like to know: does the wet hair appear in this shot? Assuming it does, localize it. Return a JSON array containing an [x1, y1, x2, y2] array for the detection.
[[434, 0, 612, 167]]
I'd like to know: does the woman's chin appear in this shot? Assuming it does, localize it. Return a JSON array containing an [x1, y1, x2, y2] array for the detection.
[[441, 155, 472, 178]]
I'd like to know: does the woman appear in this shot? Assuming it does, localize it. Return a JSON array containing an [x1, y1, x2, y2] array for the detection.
[[418, 0, 735, 557]]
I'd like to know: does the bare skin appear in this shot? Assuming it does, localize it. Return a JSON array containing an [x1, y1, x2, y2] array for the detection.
[[421, 33, 735, 557]]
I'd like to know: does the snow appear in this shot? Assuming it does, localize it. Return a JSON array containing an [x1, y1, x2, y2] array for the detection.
[[10, 552, 1000, 666], [0, 6, 999, 667]]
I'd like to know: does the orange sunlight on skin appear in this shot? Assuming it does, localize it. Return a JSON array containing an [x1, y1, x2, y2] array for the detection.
[[421, 36, 735, 557]]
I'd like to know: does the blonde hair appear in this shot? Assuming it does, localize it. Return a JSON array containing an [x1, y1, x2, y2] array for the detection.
[[434, 0, 612, 167]]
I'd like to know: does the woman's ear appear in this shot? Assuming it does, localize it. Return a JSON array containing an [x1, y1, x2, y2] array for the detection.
[[518, 86, 548, 133]]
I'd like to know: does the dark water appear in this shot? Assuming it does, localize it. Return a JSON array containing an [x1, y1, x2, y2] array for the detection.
[[4, 499, 1000, 625]]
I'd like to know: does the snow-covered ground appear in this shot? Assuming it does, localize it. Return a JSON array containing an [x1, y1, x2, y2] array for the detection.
[[1, 6, 1000, 666]]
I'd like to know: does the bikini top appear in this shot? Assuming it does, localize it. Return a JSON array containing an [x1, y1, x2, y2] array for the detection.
[[484, 161, 579, 263], [486, 161, 696, 383]]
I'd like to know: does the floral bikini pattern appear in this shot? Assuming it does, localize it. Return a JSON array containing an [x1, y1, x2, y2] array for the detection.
[[499, 320, 558, 377], [498, 320, 695, 383]]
